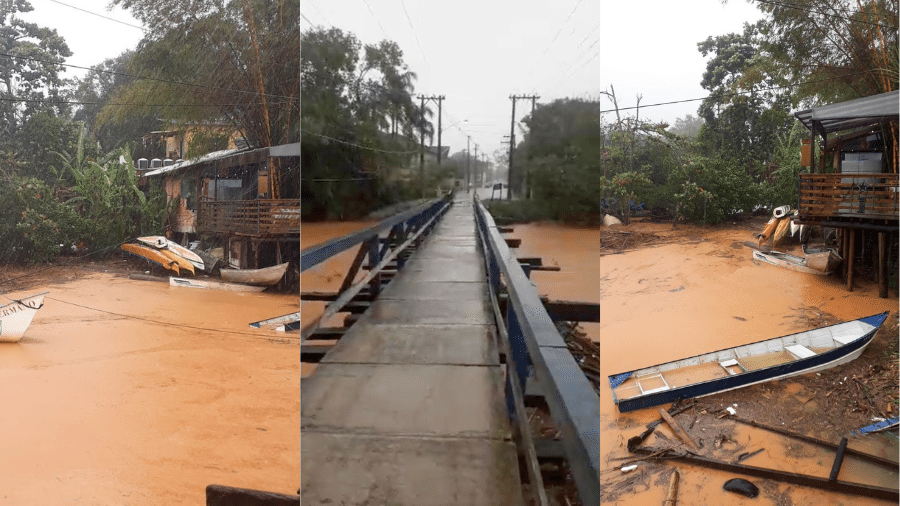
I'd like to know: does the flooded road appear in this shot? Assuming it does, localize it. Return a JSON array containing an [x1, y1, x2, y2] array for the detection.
[[0, 271, 300, 504]]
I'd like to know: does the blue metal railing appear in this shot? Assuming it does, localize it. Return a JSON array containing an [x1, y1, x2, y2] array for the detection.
[[473, 195, 601, 505], [301, 193, 452, 273]]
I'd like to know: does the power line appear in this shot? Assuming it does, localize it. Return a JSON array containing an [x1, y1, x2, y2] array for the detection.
[[597, 69, 880, 115], [44, 0, 146, 31], [400, 0, 430, 69], [306, 0, 333, 27], [45, 296, 298, 342], [755, 0, 897, 31], [0, 51, 298, 104], [361, 0, 390, 41], [301, 129, 420, 154]]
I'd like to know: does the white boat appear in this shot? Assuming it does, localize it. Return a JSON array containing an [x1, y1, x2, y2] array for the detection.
[[220, 262, 290, 286], [752, 249, 829, 275], [609, 312, 889, 412], [169, 277, 266, 292], [137, 236, 204, 271], [0, 292, 47, 343]]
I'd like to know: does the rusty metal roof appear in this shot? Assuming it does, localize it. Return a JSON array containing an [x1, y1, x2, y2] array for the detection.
[[794, 90, 899, 135], [143, 142, 299, 177]]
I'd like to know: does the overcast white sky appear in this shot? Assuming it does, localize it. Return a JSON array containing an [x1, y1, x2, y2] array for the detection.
[[20, 0, 145, 76], [17, 0, 769, 166], [302, 0, 766, 163]]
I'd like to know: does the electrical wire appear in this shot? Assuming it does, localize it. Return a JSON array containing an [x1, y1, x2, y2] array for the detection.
[[597, 69, 880, 115], [44, 0, 146, 31], [301, 129, 421, 154], [0, 51, 298, 104], [400, 0, 430, 69], [360, 0, 391, 41], [754, 0, 898, 31], [44, 296, 299, 342]]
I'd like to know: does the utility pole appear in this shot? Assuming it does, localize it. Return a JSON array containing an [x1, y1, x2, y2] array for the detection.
[[466, 136, 471, 193], [508, 94, 539, 200], [420, 94, 445, 163], [473, 144, 479, 188], [418, 95, 426, 197]]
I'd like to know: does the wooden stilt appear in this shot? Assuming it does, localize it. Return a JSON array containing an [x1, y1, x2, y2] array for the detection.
[[879, 233, 887, 298], [841, 229, 848, 280], [847, 229, 855, 292]]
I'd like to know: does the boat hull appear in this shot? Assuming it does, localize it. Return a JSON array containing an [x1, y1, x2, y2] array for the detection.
[[610, 312, 889, 413], [169, 277, 265, 292], [121, 244, 180, 274], [219, 262, 290, 286], [752, 249, 825, 275], [137, 236, 204, 271], [0, 293, 47, 343]]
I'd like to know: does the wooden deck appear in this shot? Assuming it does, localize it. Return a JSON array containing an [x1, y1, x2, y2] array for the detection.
[[197, 199, 301, 235], [798, 173, 899, 222]]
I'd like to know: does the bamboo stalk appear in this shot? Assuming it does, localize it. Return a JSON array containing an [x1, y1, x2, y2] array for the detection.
[[664, 470, 680, 506]]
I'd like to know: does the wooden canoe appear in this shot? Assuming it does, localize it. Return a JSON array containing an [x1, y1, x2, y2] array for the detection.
[[169, 277, 265, 292], [121, 243, 180, 275], [752, 249, 828, 275], [219, 262, 290, 286], [609, 312, 889, 412], [0, 292, 47, 343], [803, 247, 842, 274], [137, 236, 204, 271], [772, 217, 792, 245]]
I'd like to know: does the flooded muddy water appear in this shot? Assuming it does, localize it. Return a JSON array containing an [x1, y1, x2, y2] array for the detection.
[[0, 271, 300, 504], [297, 205, 897, 506], [592, 221, 897, 506], [300, 221, 374, 378]]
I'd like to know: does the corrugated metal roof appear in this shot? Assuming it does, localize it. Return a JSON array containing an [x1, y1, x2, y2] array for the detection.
[[143, 147, 244, 177], [794, 90, 899, 134]]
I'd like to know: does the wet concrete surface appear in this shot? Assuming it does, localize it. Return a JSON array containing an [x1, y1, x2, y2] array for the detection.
[[300, 197, 523, 505], [0, 271, 301, 504]]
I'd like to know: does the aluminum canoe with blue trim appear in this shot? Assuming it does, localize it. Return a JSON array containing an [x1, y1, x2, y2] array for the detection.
[[0, 292, 47, 343], [609, 312, 890, 413]]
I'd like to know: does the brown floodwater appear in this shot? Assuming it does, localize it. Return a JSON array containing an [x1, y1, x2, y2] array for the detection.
[[297, 207, 898, 505], [0, 271, 301, 504], [300, 221, 375, 378], [586, 222, 897, 506]]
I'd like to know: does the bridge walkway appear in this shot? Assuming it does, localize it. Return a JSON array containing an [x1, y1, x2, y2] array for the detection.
[[300, 195, 524, 505]]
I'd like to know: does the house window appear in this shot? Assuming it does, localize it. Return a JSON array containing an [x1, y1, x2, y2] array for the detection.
[[181, 177, 197, 209]]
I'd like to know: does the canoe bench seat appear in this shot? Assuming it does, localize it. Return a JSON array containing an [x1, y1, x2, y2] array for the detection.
[[786, 344, 816, 360], [719, 359, 746, 375]]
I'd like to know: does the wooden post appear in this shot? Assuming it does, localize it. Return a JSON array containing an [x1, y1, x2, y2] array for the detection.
[[841, 229, 848, 280], [879, 232, 887, 298], [658, 408, 699, 451], [847, 229, 855, 292]]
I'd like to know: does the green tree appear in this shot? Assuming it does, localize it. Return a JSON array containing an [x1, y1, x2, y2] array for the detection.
[[0, 0, 73, 180], [72, 51, 160, 154], [106, 0, 300, 148], [696, 22, 794, 174]]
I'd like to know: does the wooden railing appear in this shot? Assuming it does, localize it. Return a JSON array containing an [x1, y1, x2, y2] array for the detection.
[[798, 173, 899, 221], [198, 199, 301, 235]]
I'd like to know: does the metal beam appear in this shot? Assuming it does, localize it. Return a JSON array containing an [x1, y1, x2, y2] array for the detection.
[[474, 196, 600, 505]]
